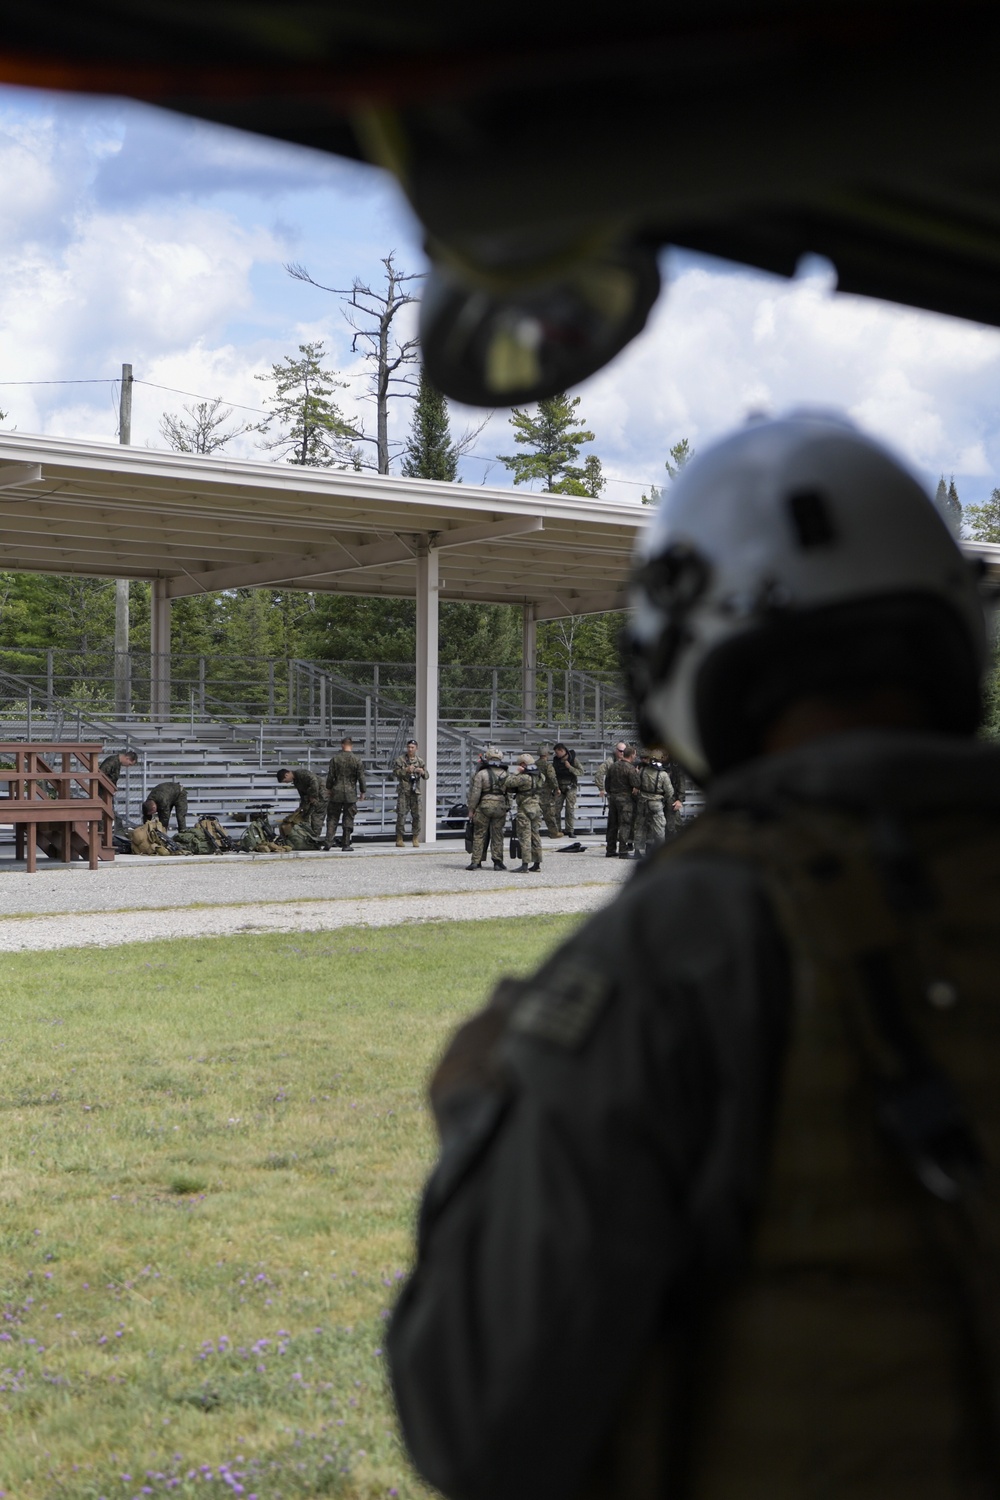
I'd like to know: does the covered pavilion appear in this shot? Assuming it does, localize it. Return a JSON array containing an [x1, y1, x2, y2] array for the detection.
[[0, 432, 648, 839]]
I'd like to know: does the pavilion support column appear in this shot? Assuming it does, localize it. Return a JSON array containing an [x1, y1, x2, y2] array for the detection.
[[522, 602, 537, 730], [150, 578, 172, 724], [415, 542, 439, 844]]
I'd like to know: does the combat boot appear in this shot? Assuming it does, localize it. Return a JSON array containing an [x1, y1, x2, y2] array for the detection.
[[516, 862, 531, 874], [529, 862, 541, 872], [493, 859, 507, 871], [412, 835, 419, 847], [466, 861, 482, 871], [395, 836, 405, 847]]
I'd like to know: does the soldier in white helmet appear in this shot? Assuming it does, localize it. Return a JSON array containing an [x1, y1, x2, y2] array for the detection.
[[389, 412, 1000, 1500]]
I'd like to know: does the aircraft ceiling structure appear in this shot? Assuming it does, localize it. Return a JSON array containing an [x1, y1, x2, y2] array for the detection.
[[2, 2, 1000, 388]]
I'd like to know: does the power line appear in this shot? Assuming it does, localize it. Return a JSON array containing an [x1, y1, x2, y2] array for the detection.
[[134, 380, 268, 417], [0, 372, 655, 489]]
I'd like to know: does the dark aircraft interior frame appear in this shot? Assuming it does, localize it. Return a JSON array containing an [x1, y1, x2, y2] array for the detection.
[[3, 3, 1000, 333]]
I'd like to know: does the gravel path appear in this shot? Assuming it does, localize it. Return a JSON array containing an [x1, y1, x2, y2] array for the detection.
[[0, 842, 629, 951], [0, 884, 617, 952]]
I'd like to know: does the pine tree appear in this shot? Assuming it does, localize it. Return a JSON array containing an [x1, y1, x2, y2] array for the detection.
[[946, 477, 962, 537], [498, 393, 597, 493], [401, 369, 458, 481], [253, 342, 358, 467], [964, 487, 1000, 541], [664, 437, 695, 479], [643, 437, 695, 503]]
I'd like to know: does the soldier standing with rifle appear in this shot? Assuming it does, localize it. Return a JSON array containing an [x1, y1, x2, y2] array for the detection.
[[325, 733, 367, 852], [393, 738, 429, 847], [466, 746, 508, 871]]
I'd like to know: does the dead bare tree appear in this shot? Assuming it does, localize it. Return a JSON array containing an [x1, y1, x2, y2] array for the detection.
[[286, 252, 423, 474]]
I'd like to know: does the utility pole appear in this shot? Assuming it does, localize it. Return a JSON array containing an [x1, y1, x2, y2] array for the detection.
[[115, 363, 132, 717]]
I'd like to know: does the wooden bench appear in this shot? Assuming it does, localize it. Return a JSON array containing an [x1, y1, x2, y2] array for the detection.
[[0, 744, 115, 871]]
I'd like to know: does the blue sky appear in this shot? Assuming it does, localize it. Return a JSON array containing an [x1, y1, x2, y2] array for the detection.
[[3, 84, 1000, 512]]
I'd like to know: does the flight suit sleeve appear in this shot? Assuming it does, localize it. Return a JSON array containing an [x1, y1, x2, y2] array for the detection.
[[325, 758, 336, 793], [388, 857, 791, 1500], [467, 771, 483, 814], [357, 757, 367, 798]]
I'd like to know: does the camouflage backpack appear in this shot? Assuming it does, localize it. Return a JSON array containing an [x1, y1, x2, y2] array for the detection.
[[130, 818, 184, 856], [279, 810, 322, 851], [238, 815, 282, 853], [198, 814, 233, 853]]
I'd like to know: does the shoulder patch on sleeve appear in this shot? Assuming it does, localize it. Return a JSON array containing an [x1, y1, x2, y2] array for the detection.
[[509, 960, 614, 1048]]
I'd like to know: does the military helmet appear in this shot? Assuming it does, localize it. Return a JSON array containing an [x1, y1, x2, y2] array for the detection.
[[624, 411, 987, 780]]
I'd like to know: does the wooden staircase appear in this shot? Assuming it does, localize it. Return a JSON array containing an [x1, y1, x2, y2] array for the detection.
[[0, 744, 115, 871]]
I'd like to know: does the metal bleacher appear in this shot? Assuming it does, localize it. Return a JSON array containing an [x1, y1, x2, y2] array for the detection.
[[0, 656, 642, 841]]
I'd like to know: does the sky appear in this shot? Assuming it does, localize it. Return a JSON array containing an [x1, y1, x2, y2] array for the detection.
[[3, 85, 1000, 511]]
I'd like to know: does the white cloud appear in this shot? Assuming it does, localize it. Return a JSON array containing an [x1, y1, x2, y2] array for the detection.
[[572, 254, 1000, 506], [3, 86, 1000, 519]]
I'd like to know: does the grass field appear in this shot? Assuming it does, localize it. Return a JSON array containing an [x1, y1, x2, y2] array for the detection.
[[0, 914, 582, 1500]]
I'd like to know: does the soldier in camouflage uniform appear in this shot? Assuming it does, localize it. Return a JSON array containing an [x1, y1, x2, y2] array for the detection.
[[142, 780, 189, 833], [534, 743, 562, 838], [99, 749, 138, 787], [393, 739, 429, 847], [325, 734, 367, 851], [604, 745, 639, 858], [631, 748, 674, 857], [664, 756, 687, 839], [505, 753, 543, 873], [466, 746, 508, 870], [594, 741, 627, 800], [552, 742, 581, 836], [277, 766, 326, 839]]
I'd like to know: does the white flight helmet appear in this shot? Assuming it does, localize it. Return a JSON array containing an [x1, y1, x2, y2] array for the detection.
[[625, 411, 987, 780]]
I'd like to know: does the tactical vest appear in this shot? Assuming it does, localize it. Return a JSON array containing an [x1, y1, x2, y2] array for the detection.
[[478, 766, 507, 809], [638, 764, 667, 799], [638, 800, 1000, 1500]]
